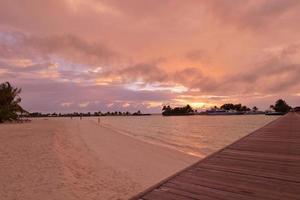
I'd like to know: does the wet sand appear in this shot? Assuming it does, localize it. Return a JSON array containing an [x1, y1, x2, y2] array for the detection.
[[0, 118, 197, 200]]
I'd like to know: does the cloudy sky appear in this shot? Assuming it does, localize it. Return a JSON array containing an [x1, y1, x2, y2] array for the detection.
[[0, 0, 300, 113]]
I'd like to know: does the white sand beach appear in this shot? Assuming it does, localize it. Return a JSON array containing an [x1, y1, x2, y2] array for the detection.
[[0, 118, 197, 200]]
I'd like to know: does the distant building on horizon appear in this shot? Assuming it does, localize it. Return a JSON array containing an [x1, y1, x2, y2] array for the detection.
[[294, 107, 300, 112]]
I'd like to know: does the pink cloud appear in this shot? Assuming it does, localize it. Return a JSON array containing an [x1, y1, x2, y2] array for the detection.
[[0, 0, 300, 112]]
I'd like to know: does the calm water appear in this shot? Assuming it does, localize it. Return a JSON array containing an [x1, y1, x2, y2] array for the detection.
[[99, 115, 278, 157]]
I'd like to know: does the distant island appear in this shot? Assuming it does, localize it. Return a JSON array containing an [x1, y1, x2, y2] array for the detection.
[[162, 103, 254, 116], [162, 105, 195, 116], [25, 110, 151, 118], [162, 100, 293, 116]]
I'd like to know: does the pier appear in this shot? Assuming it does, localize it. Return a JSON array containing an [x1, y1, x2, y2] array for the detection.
[[131, 112, 300, 200]]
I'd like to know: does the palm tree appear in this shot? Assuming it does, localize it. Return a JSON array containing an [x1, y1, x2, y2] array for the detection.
[[0, 82, 26, 123], [270, 99, 291, 113], [185, 104, 193, 113], [252, 106, 258, 112]]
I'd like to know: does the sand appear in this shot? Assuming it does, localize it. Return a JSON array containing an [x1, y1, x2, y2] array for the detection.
[[0, 118, 198, 200]]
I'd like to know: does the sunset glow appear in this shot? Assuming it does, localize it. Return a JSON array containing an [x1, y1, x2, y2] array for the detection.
[[1, 0, 300, 113]]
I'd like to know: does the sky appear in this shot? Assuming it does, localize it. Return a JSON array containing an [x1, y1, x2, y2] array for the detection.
[[0, 0, 300, 113]]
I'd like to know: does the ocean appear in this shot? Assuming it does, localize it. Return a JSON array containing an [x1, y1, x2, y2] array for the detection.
[[99, 115, 279, 157]]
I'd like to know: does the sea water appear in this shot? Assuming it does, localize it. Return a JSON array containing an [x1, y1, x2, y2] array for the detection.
[[99, 115, 278, 157]]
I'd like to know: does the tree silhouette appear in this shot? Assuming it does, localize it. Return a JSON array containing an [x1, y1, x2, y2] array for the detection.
[[252, 106, 258, 112], [185, 104, 193, 113], [0, 82, 26, 122], [162, 104, 195, 116], [220, 103, 250, 111], [270, 99, 291, 113]]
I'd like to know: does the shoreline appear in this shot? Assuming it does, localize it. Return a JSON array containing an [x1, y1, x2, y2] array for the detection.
[[0, 118, 198, 200], [98, 120, 203, 158]]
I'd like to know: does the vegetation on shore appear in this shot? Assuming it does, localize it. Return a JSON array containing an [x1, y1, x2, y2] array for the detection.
[[269, 99, 291, 114], [26, 110, 150, 118], [0, 82, 26, 123], [220, 103, 251, 112], [162, 99, 293, 116], [162, 105, 194, 116]]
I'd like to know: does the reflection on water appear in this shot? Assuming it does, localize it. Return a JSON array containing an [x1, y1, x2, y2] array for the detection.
[[98, 115, 278, 157]]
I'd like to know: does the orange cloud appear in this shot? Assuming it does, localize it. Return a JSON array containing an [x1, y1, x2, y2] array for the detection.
[[1, 0, 300, 112]]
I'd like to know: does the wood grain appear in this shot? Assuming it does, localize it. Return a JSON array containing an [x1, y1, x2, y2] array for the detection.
[[131, 112, 300, 200]]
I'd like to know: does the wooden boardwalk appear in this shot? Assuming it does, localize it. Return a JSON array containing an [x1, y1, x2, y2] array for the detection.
[[131, 112, 300, 200]]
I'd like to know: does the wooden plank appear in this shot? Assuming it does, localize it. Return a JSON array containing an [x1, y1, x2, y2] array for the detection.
[[195, 165, 299, 184], [217, 149, 300, 167], [131, 113, 300, 200], [221, 149, 300, 162], [202, 155, 300, 172], [228, 140, 300, 155], [166, 179, 264, 200], [180, 168, 300, 199]]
